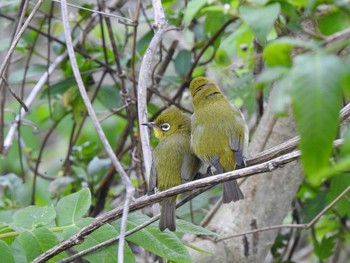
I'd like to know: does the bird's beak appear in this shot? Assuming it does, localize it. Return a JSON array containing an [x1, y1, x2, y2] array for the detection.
[[142, 122, 156, 128]]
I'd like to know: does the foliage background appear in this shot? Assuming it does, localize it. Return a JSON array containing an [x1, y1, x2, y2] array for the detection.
[[0, 0, 350, 262]]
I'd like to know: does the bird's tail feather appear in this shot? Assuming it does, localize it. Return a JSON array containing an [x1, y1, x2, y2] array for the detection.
[[223, 180, 244, 203], [159, 198, 176, 231]]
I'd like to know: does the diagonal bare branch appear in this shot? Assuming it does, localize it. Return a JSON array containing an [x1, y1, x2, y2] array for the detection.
[[137, 0, 168, 185], [58, 1, 134, 262], [2, 50, 69, 155]]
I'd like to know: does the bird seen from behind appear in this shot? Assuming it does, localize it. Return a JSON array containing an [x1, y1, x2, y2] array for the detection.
[[189, 77, 249, 203]]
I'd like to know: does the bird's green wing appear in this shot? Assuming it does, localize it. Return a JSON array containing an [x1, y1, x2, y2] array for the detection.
[[180, 153, 198, 183], [148, 161, 157, 195], [229, 103, 248, 167], [229, 133, 245, 167]]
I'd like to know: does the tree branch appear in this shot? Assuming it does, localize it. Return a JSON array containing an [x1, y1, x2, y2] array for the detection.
[[2, 50, 69, 155], [0, 0, 43, 85], [51, 0, 136, 25], [40, 2, 135, 263], [137, 0, 167, 185]]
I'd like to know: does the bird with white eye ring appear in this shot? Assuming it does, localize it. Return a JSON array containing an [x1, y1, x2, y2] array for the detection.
[[142, 106, 201, 231]]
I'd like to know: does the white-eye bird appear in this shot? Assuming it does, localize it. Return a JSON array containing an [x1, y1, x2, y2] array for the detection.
[[189, 77, 249, 203], [143, 106, 201, 231]]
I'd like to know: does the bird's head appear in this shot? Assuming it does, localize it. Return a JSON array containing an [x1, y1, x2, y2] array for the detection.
[[189, 77, 222, 108], [142, 106, 191, 141]]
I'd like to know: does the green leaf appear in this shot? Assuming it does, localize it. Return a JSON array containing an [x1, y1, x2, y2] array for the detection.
[[114, 213, 192, 263], [234, 25, 254, 59], [192, 66, 206, 78], [52, 100, 68, 122], [48, 176, 75, 196], [340, 128, 350, 156], [13, 206, 56, 230], [263, 42, 292, 67], [62, 218, 135, 263], [174, 50, 192, 77], [257, 67, 290, 84], [326, 174, 350, 217], [183, 0, 207, 27], [97, 85, 121, 109], [55, 188, 91, 226], [184, 241, 214, 255], [318, 10, 350, 36], [204, 11, 227, 36], [341, 59, 350, 99], [0, 240, 14, 263], [0, 225, 16, 245], [72, 95, 86, 126], [79, 4, 94, 18], [175, 219, 218, 236], [8, 64, 47, 85], [239, 3, 281, 43], [9, 239, 26, 263], [291, 53, 343, 182], [314, 236, 335, 260], [40, 78, 76, 97], [18, 227, 64, 262], [302, 191, 327, 223], [215, 49, 231, 67], [270, 74, 293, 115], [136, 30, 154, 56], [0, 173, 24, 202]]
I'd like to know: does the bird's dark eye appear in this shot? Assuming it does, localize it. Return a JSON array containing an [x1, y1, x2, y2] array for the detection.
[[161, 123, 170, 131]]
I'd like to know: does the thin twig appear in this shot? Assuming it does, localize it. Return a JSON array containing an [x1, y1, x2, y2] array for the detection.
[[0, 0, 43, 85], [216, 184, 350, 242], [0, 0, 34, 152], [53, 2, 134, 263], [2, 78, 28, 112], [51, 0, 136, 26], [172, 17, 239, 102], [322, 27, 350, 46], [0, 12, 127, 73], [2, 50, 70, 155], [31, 116, 65, 204]]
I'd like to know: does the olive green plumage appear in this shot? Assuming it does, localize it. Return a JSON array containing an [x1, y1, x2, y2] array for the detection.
[[189, 77, 249, 203], [143, 106, 200, 231]]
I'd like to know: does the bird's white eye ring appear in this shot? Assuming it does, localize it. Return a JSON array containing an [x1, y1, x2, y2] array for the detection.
[[161, 123, 170, 131]]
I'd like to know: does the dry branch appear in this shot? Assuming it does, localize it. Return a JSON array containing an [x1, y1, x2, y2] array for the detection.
[[137, 0, 168, 185], [57, 1, 134, 262], [2, 50, 69, 155]]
